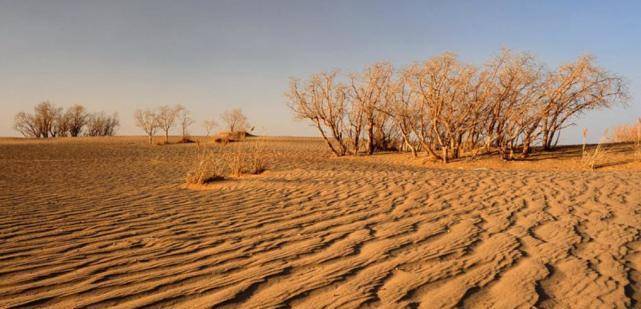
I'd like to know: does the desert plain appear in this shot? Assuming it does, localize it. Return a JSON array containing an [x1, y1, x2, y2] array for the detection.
[[1, 136, 641, 308]]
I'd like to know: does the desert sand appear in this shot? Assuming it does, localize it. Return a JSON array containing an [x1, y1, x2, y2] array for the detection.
[[1, 136, 641, 308]]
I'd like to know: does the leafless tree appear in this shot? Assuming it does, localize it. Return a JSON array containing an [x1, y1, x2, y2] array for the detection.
[[482, 49, 545, 159], [203, 119, 218, 136], [64, 104, 89, 137], [350, 62, 394, 154], [14, 101, 62, 138], [286, 48, 627, 162], [405, 53, 480, 162], [86, 112, 119, 136], [176, 105, 194, 139], [539, 55, 627, 150], [134, 109, 159, 144], [286, 71, 350, 156], [221, 108, 250, 133], [156, 105, 182, 143], [382, 71, 420, 156], [14, 102, 121, 138], [14, 112, 39, 138]]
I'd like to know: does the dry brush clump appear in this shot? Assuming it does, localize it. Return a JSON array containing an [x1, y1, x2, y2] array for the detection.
[[286, 48, 628, 162], [610, 118, 641, 161], [185, 143, 227, 184], [581, 140, 610, 170], [134, 106, 250, 145], [185, 141, 269, 185]]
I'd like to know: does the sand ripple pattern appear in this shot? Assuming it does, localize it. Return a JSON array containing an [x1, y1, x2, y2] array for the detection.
[[1, 137, 641, 308]]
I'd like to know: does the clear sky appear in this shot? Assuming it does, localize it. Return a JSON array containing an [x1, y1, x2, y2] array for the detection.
[[1, 0, 640, 143]]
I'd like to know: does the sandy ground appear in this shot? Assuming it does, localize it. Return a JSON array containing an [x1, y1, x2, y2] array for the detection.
[[1, 136, 641, 308]]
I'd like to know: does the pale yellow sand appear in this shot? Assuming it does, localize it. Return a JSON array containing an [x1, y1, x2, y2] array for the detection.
[[1, 137, 641, 308]]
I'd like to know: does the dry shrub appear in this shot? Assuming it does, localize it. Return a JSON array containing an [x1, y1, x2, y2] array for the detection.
[[226, 141, 268, 176], [611, 119, 641, 143], [213, 136, 230, 145], [227, 151, 244, 177], [610, 118, 641, 162], [185, 144, 226, 184], [185, 141, 269, 185], [178, 136, 196, 144], [581, 139, 610, 170], [243, 142, 268, 175]]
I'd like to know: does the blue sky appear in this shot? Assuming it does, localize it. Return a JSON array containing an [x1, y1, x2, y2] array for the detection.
[[1, 0, 640, 143]]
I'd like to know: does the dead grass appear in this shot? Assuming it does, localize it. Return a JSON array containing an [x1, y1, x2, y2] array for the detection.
[[581, 142, 610, 170], [185, 140, 269, 185], [185, 144, 226, 184]]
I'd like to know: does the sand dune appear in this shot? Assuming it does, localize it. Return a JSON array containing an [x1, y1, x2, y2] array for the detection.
[[1, 137, 641, 308]]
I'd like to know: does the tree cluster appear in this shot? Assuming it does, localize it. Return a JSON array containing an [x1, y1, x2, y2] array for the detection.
[[134, 105, 250, 144], [286, 49, 628, 161], [14, 102, 119, 138]]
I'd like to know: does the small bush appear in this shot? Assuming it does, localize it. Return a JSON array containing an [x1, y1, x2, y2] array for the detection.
[[185, 141, 269, 185], [214, 136, 230, 145], [227, 151, 244, 177], [581, 143, 609, 170], [178, 136, 196, 144], [185, 145, 226, 184], [243, 142, 268, 175]]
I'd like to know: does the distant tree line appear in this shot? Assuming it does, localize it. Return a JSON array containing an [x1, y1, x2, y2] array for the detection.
[[286, 49, 628, 161], [134, 105, 251, 144], [14, 102, 119, 138]]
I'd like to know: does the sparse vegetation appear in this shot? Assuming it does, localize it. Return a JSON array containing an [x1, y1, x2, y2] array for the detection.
[[286, 49, 628, 162], [14, 102, 119, 138], [221, 108, 251, 133], [610, 118, 641, 162], [581, 141, 610, 170], [185, 143, 227, 184], [203, 119, 218, 137], [156, 105, 182, 144], [185, 140, 269, 185], [134, 108, 160, 144], [177, 105, 194, 141]]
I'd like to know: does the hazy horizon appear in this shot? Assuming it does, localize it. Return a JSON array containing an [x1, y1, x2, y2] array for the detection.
[[2, 0, 640, 143]]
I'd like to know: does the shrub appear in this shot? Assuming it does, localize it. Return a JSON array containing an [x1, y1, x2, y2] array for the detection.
[[185, 145, 226, 184], [185, 141, 269, 185], [178, 136, 196, 144], [581, 138, 610, 170]]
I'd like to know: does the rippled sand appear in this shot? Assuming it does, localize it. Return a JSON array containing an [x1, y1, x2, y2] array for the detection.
[[1, 137, 641, 308]]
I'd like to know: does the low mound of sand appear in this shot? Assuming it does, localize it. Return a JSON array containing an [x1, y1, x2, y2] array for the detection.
[[1, 137, 641, 307]]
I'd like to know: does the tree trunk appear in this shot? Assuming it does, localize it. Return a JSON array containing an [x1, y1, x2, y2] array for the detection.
[[367, 123, 375, 155], [442, 147, 448, 164], [522, 142, 531, 158]]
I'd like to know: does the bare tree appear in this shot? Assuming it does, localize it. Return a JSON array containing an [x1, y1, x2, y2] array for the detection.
[[203, 118, 218, 136], [37, 101, 62, 138], [176, 105, 194, 139], [540, 55, 627, 150], [13, 101, 62, 138], [134, 109, 159, 144], [156, 105, 181, 143], [383, 70, 420, 157], [221, 108, 250, 133], [482, 49, 545, 159], [65, 105, 89, 137], [405, 53, 480, 162], [14, 112, 39, 138], [86, 112, 119, 136], [53, 112, 71, 137], [286, 71, 350, 156], [350, 62, 394, 154]]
